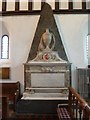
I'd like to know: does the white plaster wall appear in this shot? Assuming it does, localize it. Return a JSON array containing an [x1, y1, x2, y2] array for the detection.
[[88, 19, 90, 65], [0, 15, 40, 92], [54, 14, 88, 89], [55, 14, 88, 67], [88, 35, 90, 64], [0, 14, 88, 92]]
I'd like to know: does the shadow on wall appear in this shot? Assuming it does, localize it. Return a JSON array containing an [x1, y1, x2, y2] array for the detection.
[[11, 64, 24, 93], [0, 21, 9, 36], [88, 19, 90, 65]]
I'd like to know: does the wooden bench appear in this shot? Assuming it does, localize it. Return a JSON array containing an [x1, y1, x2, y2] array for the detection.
[[0, 96, 9, 119], [0, 81, 20, 111], [57, 87, 90, 120]]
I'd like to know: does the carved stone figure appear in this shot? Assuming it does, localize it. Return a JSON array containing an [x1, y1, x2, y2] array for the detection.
[[38, 28, 55, 51]]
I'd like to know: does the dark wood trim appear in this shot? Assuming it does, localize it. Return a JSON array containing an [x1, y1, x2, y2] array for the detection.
[[88, 65, 90, 68], [0, 1, 90, 16], [69, 1, 73, 10], [82, 1, 86, 9], [2, 1, 7, 11], [2, 96, 9, 118], [15, 0, 19, 11], [53, 9, 90, 14], [0, 9, 90, 16], [57, 87, 90, 120], [55, 0, 59, 10], [0, 10, 41, 16], [28, 1, 33, 11]]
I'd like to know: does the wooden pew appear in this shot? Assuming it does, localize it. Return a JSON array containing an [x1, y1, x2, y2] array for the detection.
[[0, 96, 9, 119], [83, 104, 90, 119], [0, 81, 20, 111], [57, 87, 90, 120]]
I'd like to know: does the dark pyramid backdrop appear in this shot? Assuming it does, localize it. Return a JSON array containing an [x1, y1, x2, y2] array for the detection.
[[27, 3, 68, 62]]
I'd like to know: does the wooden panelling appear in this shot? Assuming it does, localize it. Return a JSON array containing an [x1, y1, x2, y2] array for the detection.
[[55, 0, 59, 10], [2, 1, 7, 11], [28, 1, 33, 11], [1, 96, 9, 119], [82, 1, 86, 9], [0, 81, 20, 111], [0, 67, 10, 79], [69, 1, 73, 10], [15, 0, 19, 11]]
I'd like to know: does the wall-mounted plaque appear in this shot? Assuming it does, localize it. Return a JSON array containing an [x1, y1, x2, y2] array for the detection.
[[0, 67, 10, 79]]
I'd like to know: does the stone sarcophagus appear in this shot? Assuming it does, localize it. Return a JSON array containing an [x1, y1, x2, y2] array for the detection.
[[23, 62, 71, 100], [24, 62, 71, 89], [23, 61, 71, 100]]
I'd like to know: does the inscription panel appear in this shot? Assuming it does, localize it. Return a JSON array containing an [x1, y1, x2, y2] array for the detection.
[[24, 62, 71, 90], [31, 73, 65, 88]]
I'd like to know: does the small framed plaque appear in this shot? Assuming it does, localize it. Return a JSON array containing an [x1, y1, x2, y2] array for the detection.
[[0, 67, 10, 79]]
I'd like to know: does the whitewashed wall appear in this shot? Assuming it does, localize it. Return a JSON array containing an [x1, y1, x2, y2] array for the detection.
[[88, 35, 90, 64], [0, 14, 88, 92], [88, 18, 90, 65], [55, 14, 88, 89]]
